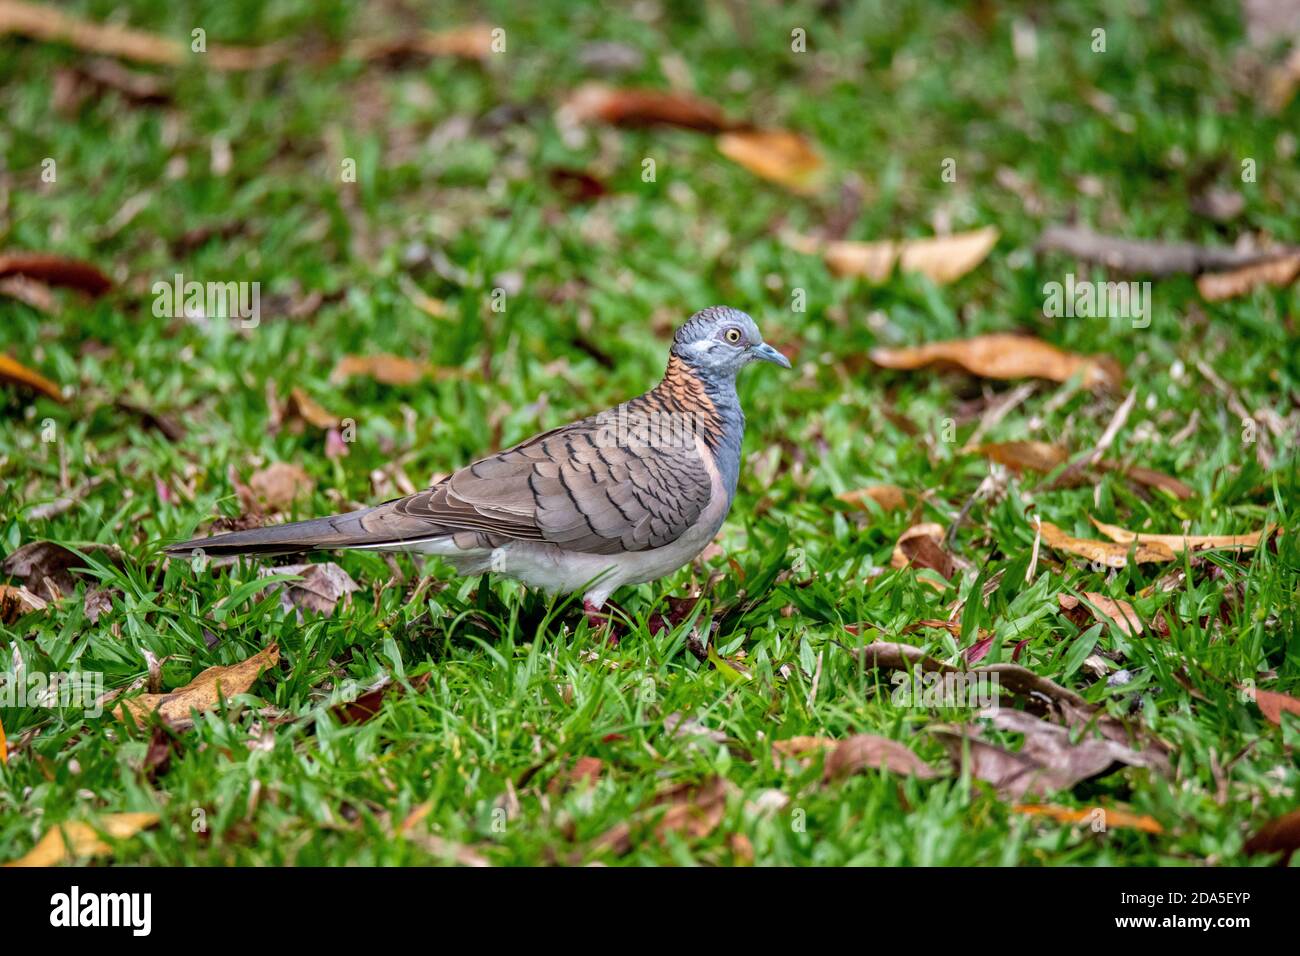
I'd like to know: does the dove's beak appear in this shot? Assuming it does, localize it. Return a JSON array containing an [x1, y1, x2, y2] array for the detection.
[[751, 342, 792, 369]]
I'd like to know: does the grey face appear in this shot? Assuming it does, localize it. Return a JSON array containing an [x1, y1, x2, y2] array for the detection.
[[672, 306, 792, 377]]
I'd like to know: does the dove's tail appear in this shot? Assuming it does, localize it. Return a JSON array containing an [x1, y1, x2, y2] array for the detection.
[[164, 507, 449, 558]]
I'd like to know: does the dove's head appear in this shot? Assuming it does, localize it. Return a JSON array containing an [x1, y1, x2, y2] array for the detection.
[[671, 306, 791, 380]]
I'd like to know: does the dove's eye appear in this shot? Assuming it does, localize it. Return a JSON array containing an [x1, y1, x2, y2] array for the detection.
[[723, 327, 742, 344]]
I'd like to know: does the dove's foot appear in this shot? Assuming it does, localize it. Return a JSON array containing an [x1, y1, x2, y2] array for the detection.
[[583, 599, 621, 646]]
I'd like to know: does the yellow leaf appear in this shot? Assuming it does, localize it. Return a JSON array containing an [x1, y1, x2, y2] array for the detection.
[[4, 812, 160, 867], [114, 643, 279, 729], [1089, 517, 1273, 554], [716, 129, 824, 193], [788, 226, 998, 284]]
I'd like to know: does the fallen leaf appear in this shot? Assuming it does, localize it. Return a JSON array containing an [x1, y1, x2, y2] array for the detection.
[[933, 709, 1166, 799], [0, 252, 112, 296], [242, 462, 314, 512], [822, 734, 941, 781], [975, 441, 1068, 473], [1255, 688, 1300, 726], [1038, 521, 1176, 568], [0, 713, 6, 765], [547, 167, 609, 203], [1013, 803, 1163, 834], [1089, 517, 1273, 555], [1036, 225, 1294, 277], [113, 643, 279, 729], [1244, 808, 1300, 865], [558, 83, 732, 131], [870, 334, 1121, 389], [259, 563, 359, 616], [330, 354, 435, 386], [286, 387, 339, 429], [331, 672, 430, 725], [891, 523, 956, 581], [2, 540, 126, 601], [0, 583, 48, 623], [1058, 592, 1144, 636], [1107, 464, 1194, 500], [3, 812, 160, 867], [346, 24, 497, 63], [787, 226, 998, 284], [591, 777, 737, 857], [1196, 252, 1300, 301], [548, 755, 605, 794], [716, 129, 824, 193], [837, 484, 908, 513], [0, 354, 63, 402]]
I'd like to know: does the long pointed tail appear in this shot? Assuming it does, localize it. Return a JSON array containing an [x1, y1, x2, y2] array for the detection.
[[165, 507, 400, 557]]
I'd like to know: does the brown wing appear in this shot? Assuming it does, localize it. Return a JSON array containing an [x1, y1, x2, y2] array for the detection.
[[389, 404, 716, 554]]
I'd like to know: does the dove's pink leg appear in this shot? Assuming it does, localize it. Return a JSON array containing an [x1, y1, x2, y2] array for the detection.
[[583, 599, 620, 646]]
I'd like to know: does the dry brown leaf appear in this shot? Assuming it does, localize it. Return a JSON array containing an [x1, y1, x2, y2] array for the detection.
[[286, 387, 339, 429], [1038, 521, 1176, 568], [787, 226, 998, 284], [976, 441, 1069, 473], [330, 354, 434, 386], [0, 354, 63, 402], [1197, 252, 1300, 301], [0, 712, 6, 766], [3, 812, 160, 867], [837, 484, 908, 513], [1059, 592, 1144, 636], [260, 563, 359, 617], [0, 251, 112, 296], [0, 0, 284, 69], [822, 734, 941, 781], [558, 83, 732, 131], [332, 673, 430, 725], [716, 129, 824, 193], [2, 540, 126, 601], [870, 334, 1121, 389], [1013, 803, 1163, 834], [242, 462, 314, 512], [933, 709, 1166, 799], [891, 523, 956, 581], [0, 583, 48, 623], [1244, 808, 1300, 865], [591, 777, 737, 856], [1109, 464, 1194, 500], [1255, 688, 1300, 726], [1089, 517, 1273, 555], [113, 643, 279, 729], [346, 24, 496, 62]]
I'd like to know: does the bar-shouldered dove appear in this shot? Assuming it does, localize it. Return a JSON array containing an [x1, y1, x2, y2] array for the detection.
[[166, 306, 790, 625]]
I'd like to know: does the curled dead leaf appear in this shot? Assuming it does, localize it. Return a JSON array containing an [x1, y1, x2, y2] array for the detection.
[[1013, 803, 1162, 834], [975, 441, 1068, 473], [1244, 808, 1300, 865], [1254, 688, 1300, 726], [332, 672, 430, 725], [1089, 517, 1273, 555], [1197, 252, 1300, 301], [557, 83, 732, 131], [1058, 592, 1144, 636], [113, 643, 279, 729], [1038, 521, 1176, 568], [891, 523, 958, 583], [286, 387, 339, 429], [0, 251, 112, 296], [787, 226, 998, 284], [259, 563, 359, 617], [0, 583, 48, 623], [837, 484, 908, 513], [330, 354, 436, 386], [822, 734, 940, 781], [0, 354, 63, 402], [241, 462, 314, 512], [870, 334, 1121, 389], [716, 129, 824, 193], [4, 812, 160, 867]]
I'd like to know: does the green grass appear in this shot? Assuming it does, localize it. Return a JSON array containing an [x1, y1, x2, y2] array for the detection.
[[1, 0, 1298, 866]]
